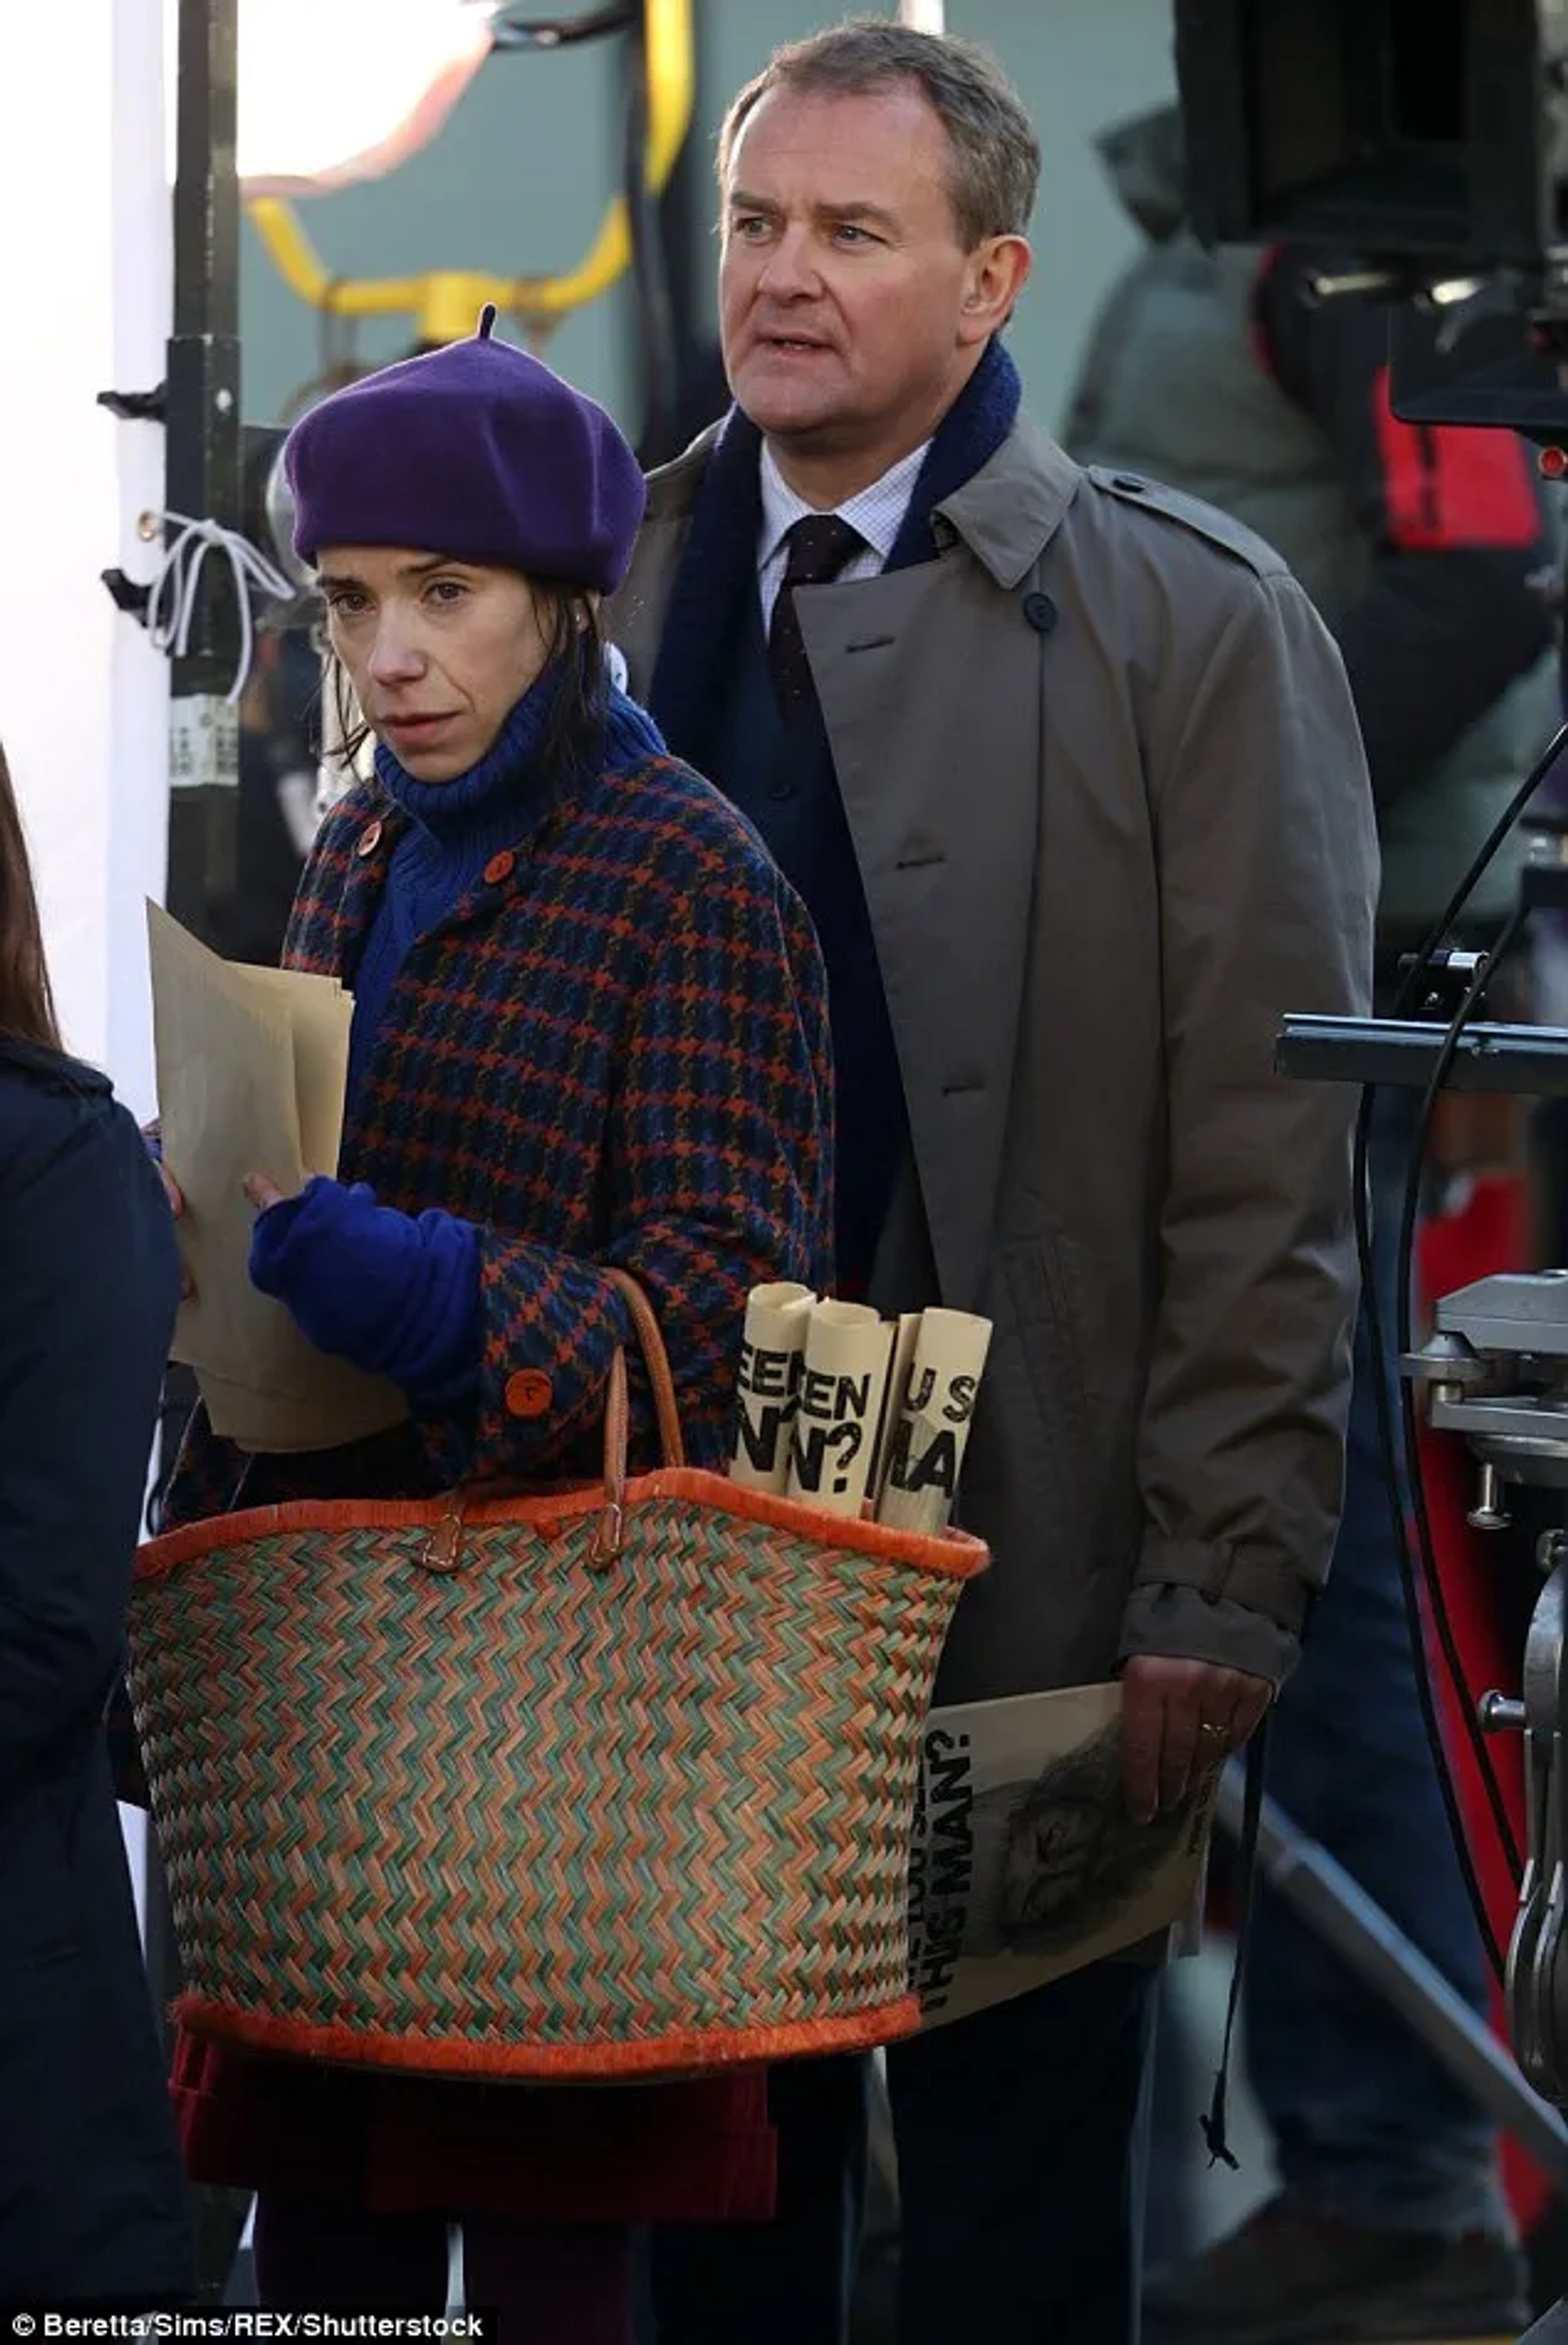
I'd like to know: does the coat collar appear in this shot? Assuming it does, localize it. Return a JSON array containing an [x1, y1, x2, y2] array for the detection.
[[643, 411, 1082, 591], [932, 415, 1083, 591], [301, 788, 540, 983]]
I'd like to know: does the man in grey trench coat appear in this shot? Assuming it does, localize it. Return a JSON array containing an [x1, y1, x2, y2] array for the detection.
[[607, 21, 1378, 2345]]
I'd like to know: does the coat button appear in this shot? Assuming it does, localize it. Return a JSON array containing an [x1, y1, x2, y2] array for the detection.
[[1022, 591, 1058, 635], [1111, 473, 1147, 493], [356, 819, 383, 859], [483, 849, 516, 886], [505, 1369, 553, 1420]]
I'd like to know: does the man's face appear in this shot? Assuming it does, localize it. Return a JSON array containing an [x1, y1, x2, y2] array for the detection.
[[719, 82, 994, 472]]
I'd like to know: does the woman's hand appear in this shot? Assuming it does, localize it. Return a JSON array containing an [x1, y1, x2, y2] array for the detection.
[[243, 1172, 481, 1398]]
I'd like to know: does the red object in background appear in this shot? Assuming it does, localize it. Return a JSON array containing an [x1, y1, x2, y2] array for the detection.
[[1373, 366, 1544, 552], [1415, 1172, 1544, 2234]]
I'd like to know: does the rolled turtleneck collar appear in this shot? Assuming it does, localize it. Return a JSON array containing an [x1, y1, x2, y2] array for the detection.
[[372, 658, 668, 840]]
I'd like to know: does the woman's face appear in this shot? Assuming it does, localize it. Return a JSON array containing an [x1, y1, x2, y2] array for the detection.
[[318, 546, 551, 782]]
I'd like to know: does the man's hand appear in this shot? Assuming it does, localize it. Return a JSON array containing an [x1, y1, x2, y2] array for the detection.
[[1120, 1654, 1271, 1825]]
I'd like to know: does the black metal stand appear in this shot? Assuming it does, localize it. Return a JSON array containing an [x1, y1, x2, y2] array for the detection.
[[1276, 1014, 1568, 1097], [166, 0, 243, 941], [159, 1, 250, 2307]]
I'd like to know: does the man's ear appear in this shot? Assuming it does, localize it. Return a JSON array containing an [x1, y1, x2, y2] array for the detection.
[[959, 234, 1032, 347]]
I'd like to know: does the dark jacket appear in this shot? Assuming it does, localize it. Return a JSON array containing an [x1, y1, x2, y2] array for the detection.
[[0, 1037, 190, 2302]]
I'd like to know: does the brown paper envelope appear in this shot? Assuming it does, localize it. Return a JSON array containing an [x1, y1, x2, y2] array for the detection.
[[196, 1366, 413, 1455], [236, 964, 354, 1177], [148, 904, 408, 1450]]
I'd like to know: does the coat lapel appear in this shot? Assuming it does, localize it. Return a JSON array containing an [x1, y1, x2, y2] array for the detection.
[[618, 413, 1082, 1314], [800, 557, 1045, 1313]]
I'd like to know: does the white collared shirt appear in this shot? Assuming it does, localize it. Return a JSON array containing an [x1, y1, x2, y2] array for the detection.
[[756, 437, 932, 632]]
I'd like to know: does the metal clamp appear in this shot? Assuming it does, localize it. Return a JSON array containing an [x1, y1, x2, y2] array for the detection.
[[1508, 1564, 1568, 2100]]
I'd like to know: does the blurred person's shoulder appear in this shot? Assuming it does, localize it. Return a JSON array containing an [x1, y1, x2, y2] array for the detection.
[[0, 1033, 113, 1104], [0, 1034, 136, 1197]]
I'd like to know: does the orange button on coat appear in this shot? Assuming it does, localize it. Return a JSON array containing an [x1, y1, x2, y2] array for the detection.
[[483, 849, 516, 886], [356, 819, 384, 859], [505, 1369, 553, 1420]]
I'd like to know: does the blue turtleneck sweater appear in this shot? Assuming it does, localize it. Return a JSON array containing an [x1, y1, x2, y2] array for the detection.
[[249, 672, 667, 1402]]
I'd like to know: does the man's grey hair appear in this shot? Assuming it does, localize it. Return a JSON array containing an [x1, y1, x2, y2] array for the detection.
[[715, 16, 1041, 251]]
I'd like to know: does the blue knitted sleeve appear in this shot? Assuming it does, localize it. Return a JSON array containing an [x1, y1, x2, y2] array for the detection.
[[250, 1175, 482, 1404]]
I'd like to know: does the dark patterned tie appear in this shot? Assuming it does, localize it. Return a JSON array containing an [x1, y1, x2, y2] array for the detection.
[[767, 514, 866, 720]]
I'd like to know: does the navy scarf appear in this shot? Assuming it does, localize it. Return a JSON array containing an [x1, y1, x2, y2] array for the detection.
[[647, 338, 1023, 773]]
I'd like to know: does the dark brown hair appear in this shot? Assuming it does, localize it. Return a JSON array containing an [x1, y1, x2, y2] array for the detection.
[[0, 738, 62, 1052], [717, 17, 1041, 249], [329, 580, 610, 789]]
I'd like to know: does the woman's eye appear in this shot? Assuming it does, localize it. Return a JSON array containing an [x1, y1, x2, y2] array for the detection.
[[327, 593, 368, 619], [427, 579, 469, 606]]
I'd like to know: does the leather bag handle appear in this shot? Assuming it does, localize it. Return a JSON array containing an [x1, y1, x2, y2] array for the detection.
[[600, 1267, 685, 1473], [586, 1269, 686, 1571], [420, 1268, 687, 1576]]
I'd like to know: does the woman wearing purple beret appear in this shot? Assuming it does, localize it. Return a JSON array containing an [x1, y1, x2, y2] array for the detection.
[[154, 311, 834, 2336]]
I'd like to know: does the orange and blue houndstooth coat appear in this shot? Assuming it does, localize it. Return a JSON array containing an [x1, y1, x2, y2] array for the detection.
[[161, 743, 834, 2222], [166, 745, 834, 1520]]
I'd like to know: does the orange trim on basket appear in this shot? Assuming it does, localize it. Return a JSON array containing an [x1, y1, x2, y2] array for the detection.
[[173, 1991, 923, 2079], [649, 1468, 987, 1580], [136, 1465, 988, 1583]]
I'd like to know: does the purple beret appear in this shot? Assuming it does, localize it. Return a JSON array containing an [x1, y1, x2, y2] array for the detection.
[[284, 309, 647, 594]]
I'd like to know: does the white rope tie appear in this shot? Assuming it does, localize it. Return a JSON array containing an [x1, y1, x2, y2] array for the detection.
[[142, 511, 301, 703]]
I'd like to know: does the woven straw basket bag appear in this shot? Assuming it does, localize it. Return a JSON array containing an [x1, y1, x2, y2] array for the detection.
[[127, 1273, 988, 2083]]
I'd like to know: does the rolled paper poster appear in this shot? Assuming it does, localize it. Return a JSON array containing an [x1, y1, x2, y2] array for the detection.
[[870, 1312, 924, 1508], [876, 1308, 994, 1536], [731, 1282, 817, 1492], [786, 1300, 895, 1520]]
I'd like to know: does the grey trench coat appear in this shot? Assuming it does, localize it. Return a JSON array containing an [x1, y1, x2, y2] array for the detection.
[[608, 413, 1378, 1700]]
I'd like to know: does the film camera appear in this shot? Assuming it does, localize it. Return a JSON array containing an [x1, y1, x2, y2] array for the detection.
[[1176, 7, 1568, 2334], [1178, 0, 1568, 431]]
